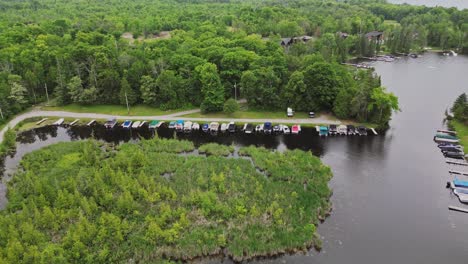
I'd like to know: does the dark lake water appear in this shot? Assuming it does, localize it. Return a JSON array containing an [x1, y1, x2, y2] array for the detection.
[[1, 52, 468, 263], [388, 0, 468, 9]]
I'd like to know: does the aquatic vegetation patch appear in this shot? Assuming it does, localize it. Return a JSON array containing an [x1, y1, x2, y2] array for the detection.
[[0, 139, 332, 262], [198, 143, 234, 156]]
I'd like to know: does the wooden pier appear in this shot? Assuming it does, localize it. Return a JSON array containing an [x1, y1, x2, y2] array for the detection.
[[87, 120, 96, 126], [446, 159, 468, 166], [36, 118, 48, 125], [449, 170, 468, 176], [70, 119, 80, 126], [53, 118, 64, 126], [449, 206, 468, 213]]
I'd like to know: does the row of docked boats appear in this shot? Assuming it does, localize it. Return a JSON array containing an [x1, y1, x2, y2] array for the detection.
[[434, 129, 468, 205], [103, 118, 303, 135], [316, 124, 371, 136]]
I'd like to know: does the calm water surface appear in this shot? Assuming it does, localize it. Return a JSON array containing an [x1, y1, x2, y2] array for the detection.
[[388, 0, 468, 9], [1, 53, 468, 263]]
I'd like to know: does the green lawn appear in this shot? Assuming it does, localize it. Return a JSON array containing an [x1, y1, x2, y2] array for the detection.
[[42, 104, 194, 116], [451, 120, 468, 153]]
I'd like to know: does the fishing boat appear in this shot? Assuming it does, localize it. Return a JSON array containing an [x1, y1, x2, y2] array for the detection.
[[357, 126, 368, 136], [202, 123, 209, 133], [437, 129, 457, 136], [192, 122, 200, 131], [104, 118, 117, 129], [122, 120, 132, 128], [291, 124, 301, 134], [273, 124, 281, 134], [282, 125, 290, 134], [168, 121, 176, 129], [347, 125, 356, 135], [440, 146, 464, 153], [329, 125, 338, 135], [435, 133, 458, 140], [264, 122, 272, 134], [131, 121, 141, 128], [228, 122, 236, 133], [156, 121, 165, 128], [434, 137, 459, 144], [319, 126, 328, 136], [337, 125, 348, 135], [175, 120, 184, 132], [210, 122, 220, 134], [453, 179, 468, 189], [148, 120, 159, 129], [244, 123, 254, 134], [184, 121, 193, 133], [444, 151, 465, 159], [53, 118, 65, 126], [255, 124, 264, 133], [220, 123, 228, 132]]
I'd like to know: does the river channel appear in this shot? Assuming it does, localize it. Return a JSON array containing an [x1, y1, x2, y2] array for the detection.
[[1, 52, 467, 263]]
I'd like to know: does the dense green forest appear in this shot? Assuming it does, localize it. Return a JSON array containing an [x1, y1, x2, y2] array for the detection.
[[0, 139, 332, 262], [451, 93, 468, 124], [0, 0, 466, 126]]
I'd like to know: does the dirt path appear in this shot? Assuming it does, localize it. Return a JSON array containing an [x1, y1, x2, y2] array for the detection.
[[0, 109, 341, 144]]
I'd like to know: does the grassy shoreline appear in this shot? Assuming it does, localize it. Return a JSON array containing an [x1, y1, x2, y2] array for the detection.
[[450, 120, 468, 153]]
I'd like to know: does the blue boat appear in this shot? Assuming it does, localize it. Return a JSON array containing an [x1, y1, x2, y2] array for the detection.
[[202, 123, 209, 133], [264, 122, 272, 134], [168, 121, 176, 129], [319, 126, 328, 136], [175, 120, 184, 131], [122, 120, 132, 128], [453, 179, 468, 188]]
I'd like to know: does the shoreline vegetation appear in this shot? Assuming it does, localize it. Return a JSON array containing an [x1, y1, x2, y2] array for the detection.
[[0, 138, 333, 262], [448, 93, 468, 154]]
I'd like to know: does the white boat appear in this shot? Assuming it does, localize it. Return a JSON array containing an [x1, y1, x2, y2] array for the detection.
[[210, 122, 220, 133], [220, 123, 228, 132], [434, 137, 459, 144], [53, 118, 64, 126], [255, 124, 264, 133], [132, 121, 141, 128], [139, 121, 147, 127], [450, 182, 468, 203], [337, 125, 348, 135], [184, 121, 193, 133], [156, 121, 165, 128], [282, 125, 290, 134], [192, 122, 200, 130], [244, 123, 254, 134]]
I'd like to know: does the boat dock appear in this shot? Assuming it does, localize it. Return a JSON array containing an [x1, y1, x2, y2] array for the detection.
[[448, 206, 468, 213], [342, 62, 374, 69], [36, 118, 48, 125], [87, 120, 96, 126], [449, 170, 468, 176], [446, 159, 468, 166], [70, 119, 80, 126], [53, 118, 64, 125]]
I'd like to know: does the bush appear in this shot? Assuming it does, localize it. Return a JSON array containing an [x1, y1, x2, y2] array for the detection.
[[223, 98, 239, 115]]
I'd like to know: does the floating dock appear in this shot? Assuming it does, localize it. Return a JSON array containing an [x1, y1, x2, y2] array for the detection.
[[53, 118, 64, 125], [87, 120, 96, 126], [36, 118, 48, 125], [446, 159, 468, 166], [448, 206, 468, 213], [70, 119, 80, 126], [449, 170, 468, 176]]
